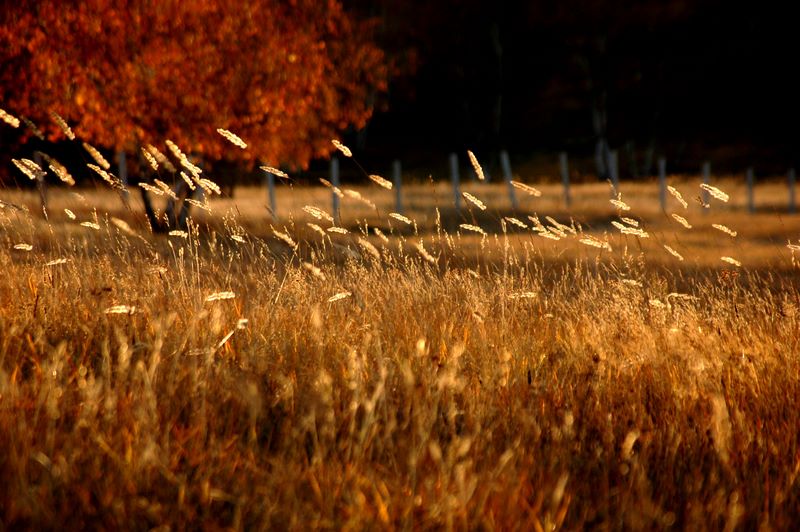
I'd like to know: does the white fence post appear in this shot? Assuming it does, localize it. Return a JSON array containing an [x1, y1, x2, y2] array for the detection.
[[559, 152, 570, 208], [701, 161, 711, 212], [33, 151, 48, 218], [658, 157, 667, 212], [609, 149, 619, 197], [331, 157, 340, 225], [392, 159, 403, 214], [449, 153, 461, 211], [117, 151, 129, 188], [499, 150, 518, 210], [746, 167, 755, 214], [789, 168, 796, 214], [117, 150, 131, 209], [266, 170, 277, 220]]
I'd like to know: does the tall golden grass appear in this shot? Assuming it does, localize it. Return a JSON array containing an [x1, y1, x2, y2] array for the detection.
[[1, 173, 799, 529]]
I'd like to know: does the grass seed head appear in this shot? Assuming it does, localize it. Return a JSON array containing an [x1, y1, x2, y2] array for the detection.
[[40, 154, 75, 185], [216, 128, 247, 149], [467, 150, 485, 180], [303, 205, 334, 223], [712, 224, 737, 237], [328, 291, 352, 303], [580, 236, 611, 251], [87, 164, 124, 189], [332, 139, 352, 157], [504, 216, 528, 229], [12, 158, 46, 181], [389, 213, 413, 225], [462, 191, 487, 211], [180, 172, 197, 191], [721, 256, 742, 267], [508, 291, 537, 299], [511, 180, 542, 196], [83, 142, 110, 170], [671, 213, 692, 228], [460, 223, 486, 235], [700, 183, 730, 202], [205, 291, 236, 302], [0, 107, 20, 128], [302, 262, 326, 280], [368, 174, 393, 189], [21, 116, 44, 139], [610, 198, 632, 211], [415, 241, 437, 263], [668, 186, 689, 209], [663, 244, 685, 261], [105, 305, 136, 314], [51, 112, 75, 140], [272, 227, 298, 249], [261, 166, 289, 179]]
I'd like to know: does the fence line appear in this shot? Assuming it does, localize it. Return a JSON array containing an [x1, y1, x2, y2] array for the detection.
[[256, 151, 799, 219]]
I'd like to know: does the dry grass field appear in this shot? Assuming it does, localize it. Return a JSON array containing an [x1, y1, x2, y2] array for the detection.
[[1, 174, 800, 529]]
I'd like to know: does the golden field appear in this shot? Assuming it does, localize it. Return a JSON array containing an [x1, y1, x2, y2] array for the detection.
[[1, 175, 799, 529]]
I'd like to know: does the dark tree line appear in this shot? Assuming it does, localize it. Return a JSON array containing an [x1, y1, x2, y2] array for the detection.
[[350, 0, 800, 176]]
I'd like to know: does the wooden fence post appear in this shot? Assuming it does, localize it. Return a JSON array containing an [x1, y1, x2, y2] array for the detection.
[[392, 159, 403, 214], [117, 150, 131, 209], [609, 149, 619, 197], [499, 150, 518, 210], [559, 152, 571, 209], [701, 161, 711, 212], [266, 170, 277, 220], [449, 153, 461, 211], [746, 167, 755, 214], [117, 151, 128, 188], [331, 157, 340, 225], [33, 151, 47, 219], [658, 157, 667, 212], [789, 168, 796, 214]]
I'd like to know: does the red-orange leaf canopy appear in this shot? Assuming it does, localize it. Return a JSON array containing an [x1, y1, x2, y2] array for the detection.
[[0, 0, 387, 168]]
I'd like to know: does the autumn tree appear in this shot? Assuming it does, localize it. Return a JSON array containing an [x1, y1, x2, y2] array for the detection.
[[1, 0, 386, 228]]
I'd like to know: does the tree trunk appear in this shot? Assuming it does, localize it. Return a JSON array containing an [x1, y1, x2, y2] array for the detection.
[[139, 186, 164, 233]]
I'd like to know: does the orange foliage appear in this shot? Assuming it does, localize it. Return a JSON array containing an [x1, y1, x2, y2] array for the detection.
[[0, 0, 387, 168]]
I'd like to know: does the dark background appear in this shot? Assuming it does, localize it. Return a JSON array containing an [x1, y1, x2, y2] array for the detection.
[[341, 0, 799, 179]]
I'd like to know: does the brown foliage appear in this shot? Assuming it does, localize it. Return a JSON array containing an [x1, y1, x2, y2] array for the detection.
[[0, 0, 387, 167]]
